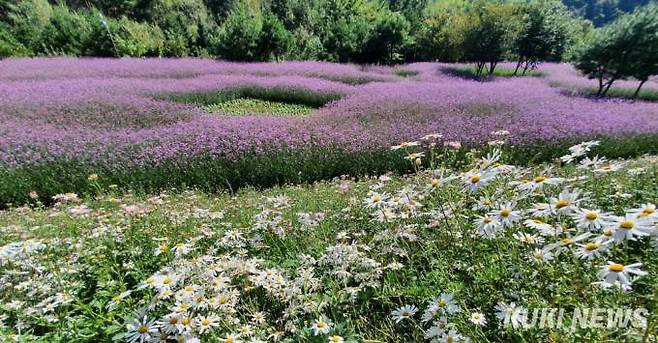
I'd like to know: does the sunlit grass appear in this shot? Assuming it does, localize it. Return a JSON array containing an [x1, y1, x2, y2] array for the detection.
[[204, 98, 315, 116]]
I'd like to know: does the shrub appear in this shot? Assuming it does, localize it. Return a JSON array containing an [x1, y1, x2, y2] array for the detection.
[[216, 4, 262, 61], [114, 18, 164, 57]]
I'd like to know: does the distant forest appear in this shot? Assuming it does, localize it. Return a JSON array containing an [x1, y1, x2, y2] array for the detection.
[[561, 0, 653, 25]]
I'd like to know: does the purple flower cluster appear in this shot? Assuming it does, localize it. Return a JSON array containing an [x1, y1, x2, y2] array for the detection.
[[1, 58, 657, 170]]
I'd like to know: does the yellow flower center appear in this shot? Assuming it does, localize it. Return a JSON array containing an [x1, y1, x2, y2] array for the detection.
[[585, 212, 598, 220], [555, 199, 569, 209], [470, 175, 481, 184], [163, 277, 172, 285], [483, 217, 492, 224], [431, 179, 439, 187], [500, 209, 512, 217], [181, 318, 190, 325], [585, 242, 599, 251], [202, 319, 210, 326], [533, 219, 543, 224], [317, 321, 328, 329], [641, 208, 655, 216], [138, 326, 148, 334], [372, 196, 381, 203], [146, 278, 155, 284], [330, 336, 343, 343], [534, 176, 547, 183], [620, 220, 635, 230], [112, 295, 122, 302], [560, 238, 574, 245], [609, 263, 625, 272], [169, 317, 178, 325]]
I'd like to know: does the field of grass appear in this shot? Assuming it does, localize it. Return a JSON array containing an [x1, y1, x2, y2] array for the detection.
[[1, 141, 657, 342], [204, 99, 315, 116]]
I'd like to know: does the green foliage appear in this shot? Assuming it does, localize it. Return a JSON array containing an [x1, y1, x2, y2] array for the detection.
[[2, 0, 52, 54], [461, 3, 514, 76], [164, 85, 343, 108], [574, 3, 658, 97], [203, 98, 315, 116], [216, 4, 262, 61], [40, 5, 93, 56], [259, 14, 294, 61], [511, 2, 574, 75], [113, 18, 165, 57], [0, 23, 30, 57], [365, 11, 410, 64]]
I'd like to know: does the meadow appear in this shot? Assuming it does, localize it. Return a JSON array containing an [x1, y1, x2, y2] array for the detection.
[[1, 58, 658, 342], [1, 58, 658, 206]]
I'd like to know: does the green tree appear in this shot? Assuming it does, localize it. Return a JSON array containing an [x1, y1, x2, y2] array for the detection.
[[574, 3, 658, 97], [625, 4, 658, 98], [365, 11, 410, 64], [461, 3, 513, 76], [216, 4, 262, 61], [259, 14, 293, 61], [512, 2, 573, 75]]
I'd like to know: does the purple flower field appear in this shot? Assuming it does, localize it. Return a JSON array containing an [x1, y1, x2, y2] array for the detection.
[[1, 58, 657, 171]]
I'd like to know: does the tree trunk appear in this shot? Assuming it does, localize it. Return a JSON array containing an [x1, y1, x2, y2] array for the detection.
[[633, 80, 647, 99], [602, 78, 616, 97], [513, 61, 522, 76], [488, 61, 497, 75], [596, 76, 605, 97]]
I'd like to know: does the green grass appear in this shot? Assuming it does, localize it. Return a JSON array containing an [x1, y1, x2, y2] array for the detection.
[[163, 85, 344, 108], [1, 147, 657, 342], [394, 69, 419, 78], [555, 83, 658, 102], [3, 134, 658, 208], [203, 98, 315, 116], [447, 66, 543, 80]]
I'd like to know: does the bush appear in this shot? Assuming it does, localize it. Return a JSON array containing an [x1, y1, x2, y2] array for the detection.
[[259, 14, 293, 61], [216, 4, 262, 61], [40, 5, 93, 56], [114, 18, 164, 57], [0, 23, 30, 57]]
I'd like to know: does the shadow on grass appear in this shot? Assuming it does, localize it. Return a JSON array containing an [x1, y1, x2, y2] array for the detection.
[[556, 84, 658, 102], [443, 66, 543, 81], [160, 85, 344, 109]]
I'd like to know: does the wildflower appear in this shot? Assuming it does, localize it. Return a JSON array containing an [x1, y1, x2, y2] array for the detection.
[[391, 305, 418, 323], [550, 189, 582, 214], [596, 262, 647, 291], [106, 290, 131, 310], [528, 249, 554, 264], [575, 239, 612, 260], [28, 191, 38, 199], [572, 209, 611, 231], [88, 174, 99, 181], [495, 302, 524, 328], [364, 192, 387, 209], [430, 293, 459, 315], [125, 314, 159, 343], [328, 335, 345, 343], [422, 133, 443, 141], [195, 314, 220, 334], [612, 215, 653, 242], [630, 204, 657, 219], [462, 170, 493, 192], [513, 232, 543, 245], [311, 318, 332, 335], [492, 202, 521, 227], [444, 141, 462, 150], [391, 141, 420, 150], [470, 312, 487, 326]]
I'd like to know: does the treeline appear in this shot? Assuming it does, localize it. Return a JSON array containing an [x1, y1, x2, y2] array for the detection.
[[0, 0, 592, 65], [561, 0, 653, 26]]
